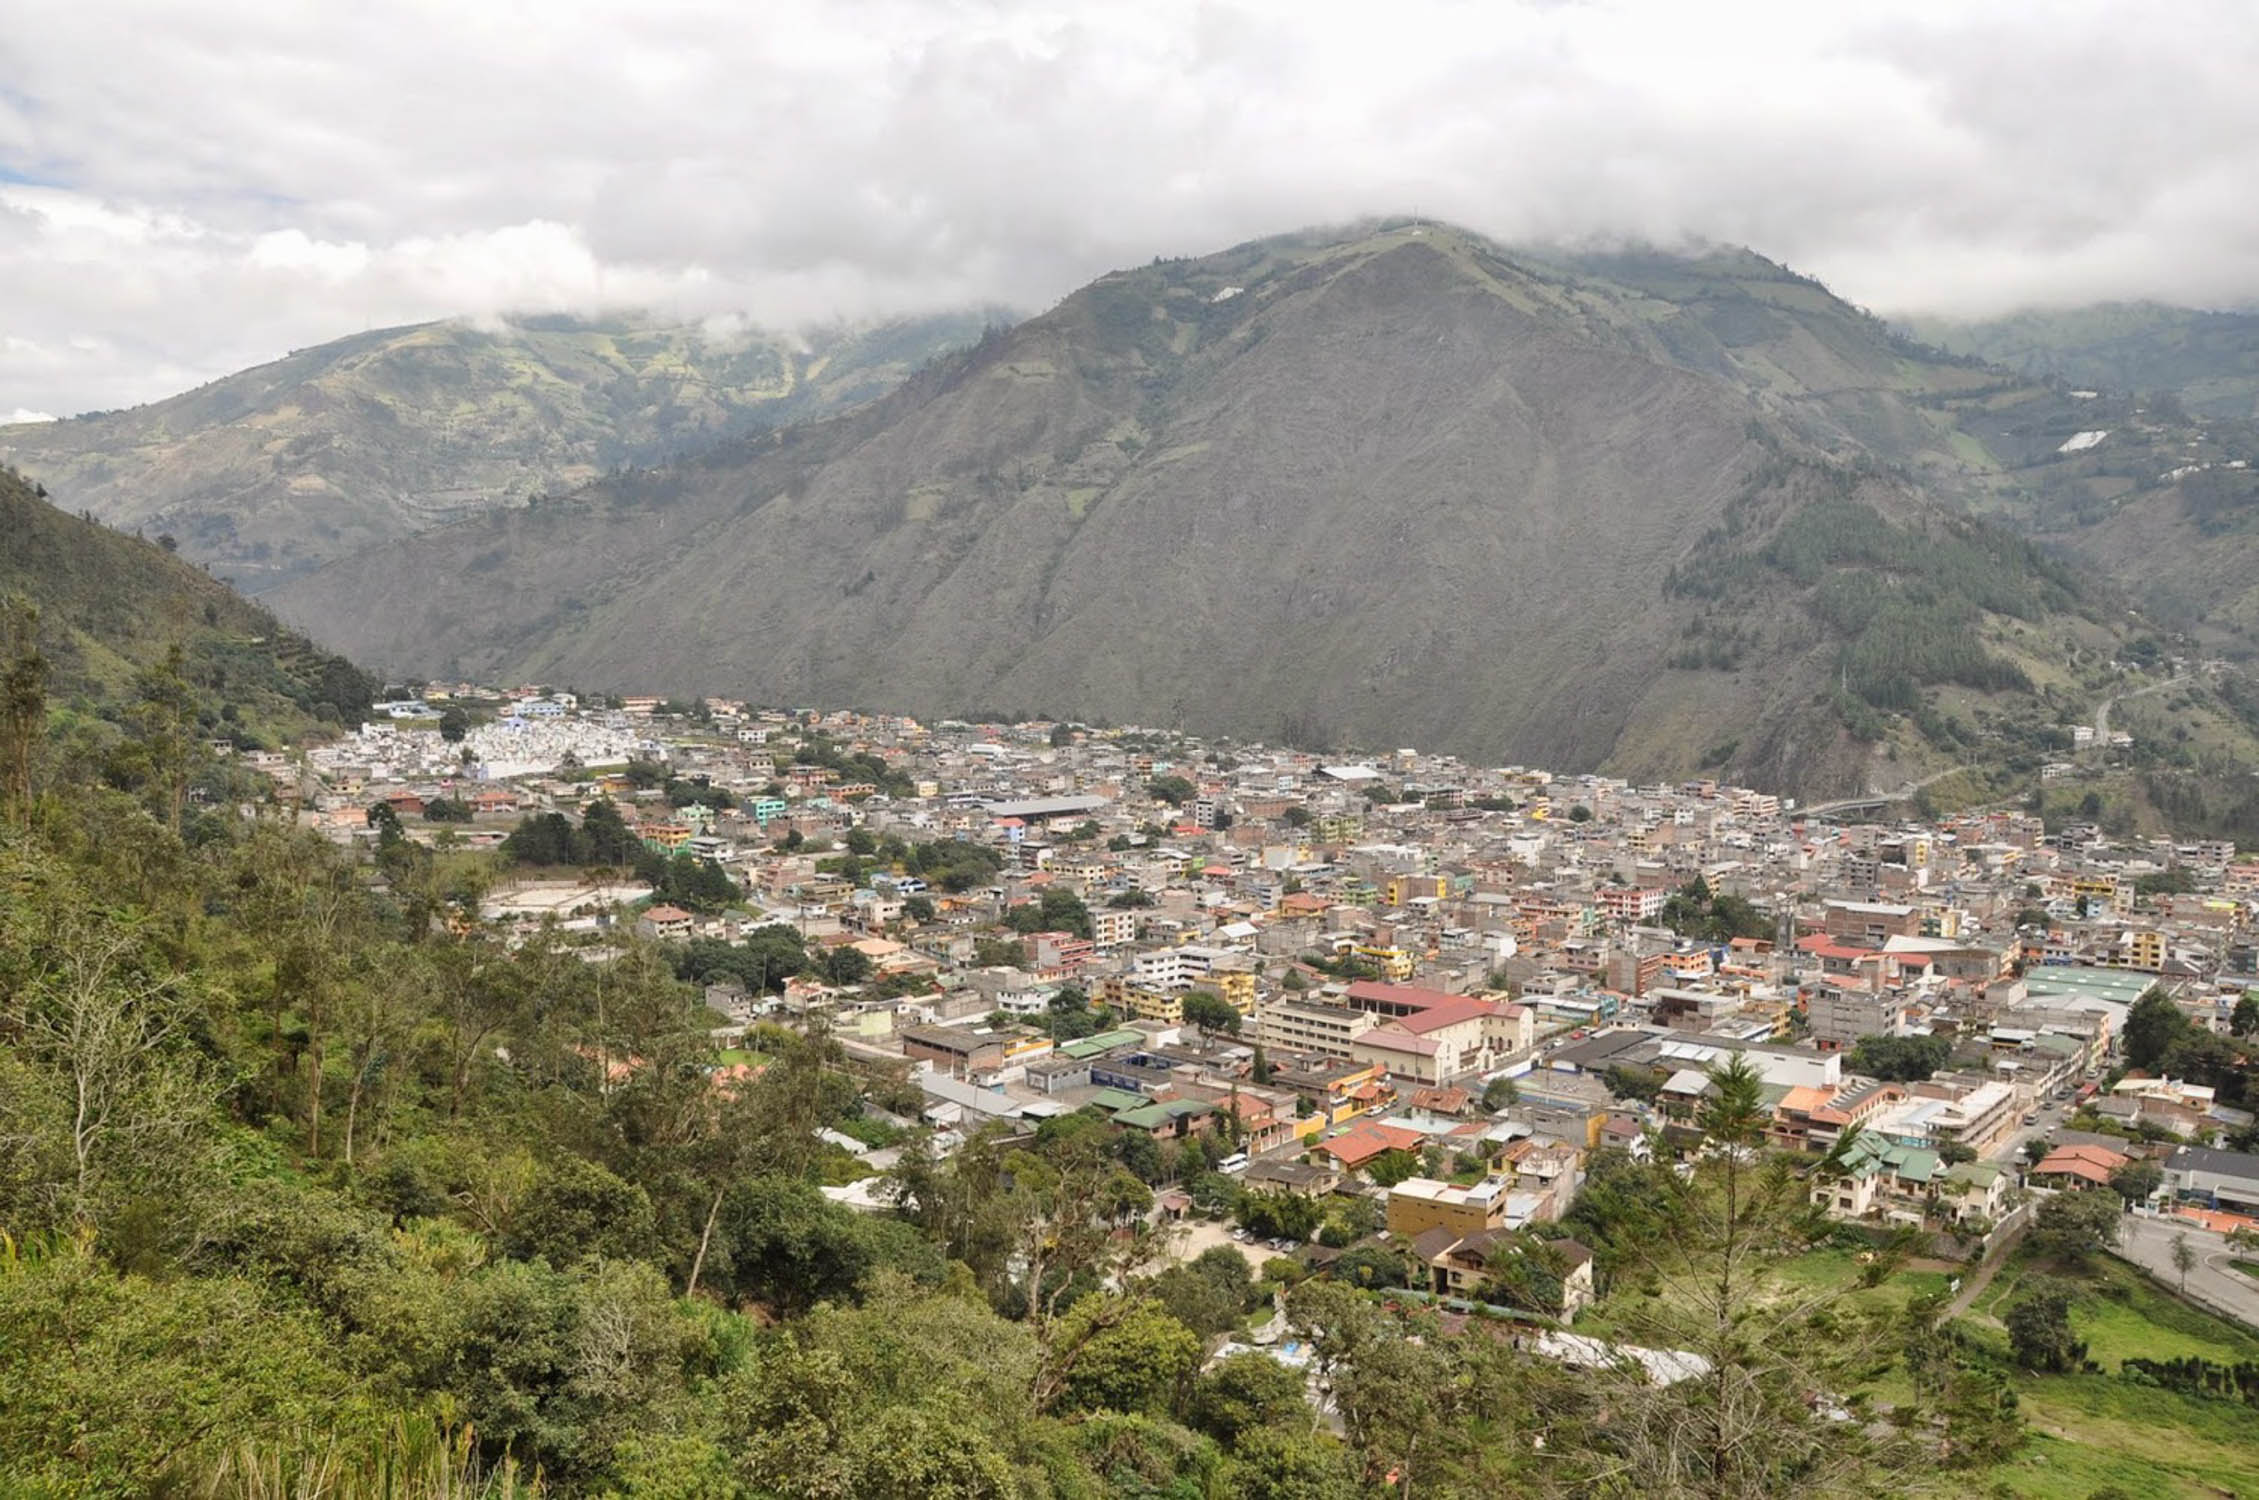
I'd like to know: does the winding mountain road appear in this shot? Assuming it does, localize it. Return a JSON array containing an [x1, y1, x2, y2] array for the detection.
[[2091, 670, 2184, 746]]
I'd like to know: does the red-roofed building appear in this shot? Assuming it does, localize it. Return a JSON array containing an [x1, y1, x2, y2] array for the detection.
[[2031, 1143, 2128, 1190], [1340, 981, 1537, 1082], [1316, 1120, 1429, 1170], [636, 904, 696, 940]]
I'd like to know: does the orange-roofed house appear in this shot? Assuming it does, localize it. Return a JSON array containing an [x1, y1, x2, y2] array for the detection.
[[1768, 1085, 1837, 1152], [2031, 1144, 2128, 1190], [1317, 1120, 1429, 1170]]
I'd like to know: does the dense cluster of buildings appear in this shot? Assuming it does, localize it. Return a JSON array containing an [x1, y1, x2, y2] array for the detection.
[[255, 687, 2259, 1268]]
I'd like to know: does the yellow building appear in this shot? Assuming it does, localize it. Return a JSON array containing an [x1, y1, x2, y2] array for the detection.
[[1383, 874, 1449, 906], [1353, 944, 1417, 981], [1384, 1177, 1512, 1239], [2071, 875, 2121, 907], [1123, 987, 1185, 1024], [1001, 1031, 1057, 1065], [1214, 971, 1258, 1013], [2110, 929, 2166, 971]]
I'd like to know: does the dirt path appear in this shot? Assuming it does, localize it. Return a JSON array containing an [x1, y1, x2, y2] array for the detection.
[[1944, 1210, 2030, 1322]]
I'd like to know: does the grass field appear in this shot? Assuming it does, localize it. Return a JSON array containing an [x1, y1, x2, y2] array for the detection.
[[1959, 1251, 2259, 1368], [1577, 1243, 2259, 1498], [1978, 1378, 2259, 1499], [1947, 1250, 2259, 1498]]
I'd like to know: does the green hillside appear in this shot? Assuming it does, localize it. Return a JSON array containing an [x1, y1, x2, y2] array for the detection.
[[0, 464, 372, 759], [0, 311, 999, 590], [1905, 302, 2259, 420]]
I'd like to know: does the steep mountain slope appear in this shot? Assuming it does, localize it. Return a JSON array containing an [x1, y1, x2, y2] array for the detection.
[[273, 224, 2123, 795], [0, 466, 373, 746], [0, 312, 996, 591]]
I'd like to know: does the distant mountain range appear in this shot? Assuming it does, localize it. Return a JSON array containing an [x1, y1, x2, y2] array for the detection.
[[1900, 303, 2259, 642], [0, 311, 999, 591], [17, 221, 2259, 804], [263, 221, 2252, 797], [1905, 302, 2259, 421]]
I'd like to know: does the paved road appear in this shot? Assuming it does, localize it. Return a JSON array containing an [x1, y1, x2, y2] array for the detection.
[[2115, 1214, 2259, 1330], [1801, 766, 1973, 820], [1989, 1098, 2072, 1167]]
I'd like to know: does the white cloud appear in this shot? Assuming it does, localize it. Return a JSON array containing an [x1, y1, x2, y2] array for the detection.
[[6, 409, 57, 424], [3, 0, 2257, 415]]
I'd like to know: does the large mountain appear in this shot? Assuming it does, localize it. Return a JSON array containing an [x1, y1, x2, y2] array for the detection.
[[1890, 305, 2259, 642], [269, 222, 2159, 796], [0, 312, 996, 592]]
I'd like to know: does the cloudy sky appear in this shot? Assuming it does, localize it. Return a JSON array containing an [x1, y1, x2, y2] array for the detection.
[[4, 0, 2256, 419]]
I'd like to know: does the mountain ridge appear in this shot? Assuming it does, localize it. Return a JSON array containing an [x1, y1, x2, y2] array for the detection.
[[266, 222, 2130, 796], [0, 310, 1000, 591]]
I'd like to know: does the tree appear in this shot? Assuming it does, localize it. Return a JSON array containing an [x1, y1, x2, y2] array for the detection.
[[438, 705, 470, 742], [1566, 804, 1592, 823], [2028, 1185, 2122, 1263], [1, 866, 220, 1225], [1147, 775, 1196, 807], [1145, 1247, 1254, 1339], [821, 945, 875, 987], [1577, 1054, 1918, 1496], [902, 895, 935, 923], [424, 795, 472, 823], [1364, 1149, 1420, 1188], [1235, 1189, 1323, 1243], [1937, 1368, 2024, 1468], [1481, 1075, 1520, 1112], [1328, 1244, 1408, 1290], [2230, 993, 2259, 1039], [2171, 1230, 2197, 1291], [1189, 1351, 1308, 1444], [2122, 986, 2190, 1072], [1181, 991, 1240, 1035], [2108, 1159, 2163, 1206], [121, 642, 197, 833], [2005, 1277, 2086, 1371], [1603, 1064, 1664, 1103], [1846, 1033, 1951, 1082], [1038, 1295, 1201, 1417], [0, 594, 48, 822]]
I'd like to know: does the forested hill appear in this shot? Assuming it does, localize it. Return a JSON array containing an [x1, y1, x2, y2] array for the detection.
[[0, 310, 998, 591], [274, 222, 2150, 799], [0, 464, 374, 752]]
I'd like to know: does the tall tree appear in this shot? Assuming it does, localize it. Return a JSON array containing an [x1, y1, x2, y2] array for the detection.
[[1593, 1054, 1912, 1497], [0, 594, 47, 822]]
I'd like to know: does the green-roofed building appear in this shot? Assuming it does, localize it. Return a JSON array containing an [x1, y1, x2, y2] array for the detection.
[[1813, 1133, 1943, 1223], [2021, 965, 2158, 1014], [1114, 1098, 1216, 1138], [1060, 1028, 1145, 1061]]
